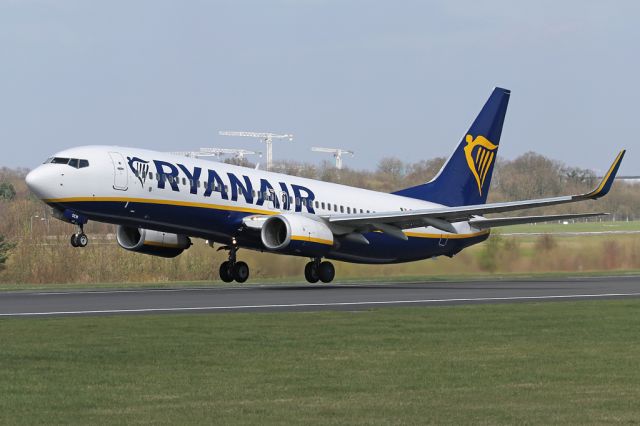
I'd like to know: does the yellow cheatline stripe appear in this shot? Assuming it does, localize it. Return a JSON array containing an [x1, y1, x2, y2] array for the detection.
[[589, 150, 625, 196], [404, 230, 490, 239], [43, 196, 277, 216], [143, 241, 182, 249], [291, 235, 334, 246]]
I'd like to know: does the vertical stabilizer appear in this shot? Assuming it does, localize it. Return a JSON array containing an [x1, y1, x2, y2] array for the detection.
[[394, 87, 510, 206]]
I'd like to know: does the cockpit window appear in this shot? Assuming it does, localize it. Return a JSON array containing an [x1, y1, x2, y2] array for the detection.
[[47, 157, 90, 168], [51, 157, 70, 164]]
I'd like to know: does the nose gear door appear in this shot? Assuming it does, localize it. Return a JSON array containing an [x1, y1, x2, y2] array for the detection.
[[108, 152, 128, 191]]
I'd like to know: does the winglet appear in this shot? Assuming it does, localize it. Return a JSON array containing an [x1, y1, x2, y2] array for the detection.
[[584, 150, 626, 199]]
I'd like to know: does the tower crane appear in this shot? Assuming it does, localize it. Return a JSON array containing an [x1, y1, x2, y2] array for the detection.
[[219, 131, 293, 171], [311, 147, 354, 170], [171, 148, 261, 161]]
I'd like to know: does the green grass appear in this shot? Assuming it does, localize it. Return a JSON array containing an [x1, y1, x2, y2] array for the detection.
[[2, 300, 640, 424], [1, 269, 639, 292], [500, 220, 640, 234]]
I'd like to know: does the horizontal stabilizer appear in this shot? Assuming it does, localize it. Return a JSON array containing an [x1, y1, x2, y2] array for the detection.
[[469, 213, 607, 229]]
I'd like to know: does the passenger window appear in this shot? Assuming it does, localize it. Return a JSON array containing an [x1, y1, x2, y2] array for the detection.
[[182, 178, 186, 185], [347, 207, 351, 214], [321, 202, 325, 210], [340, 205, 344, 213], [334, 204, 337, 212], [148, 172, 153, 179], [315, 201, 319, 208]]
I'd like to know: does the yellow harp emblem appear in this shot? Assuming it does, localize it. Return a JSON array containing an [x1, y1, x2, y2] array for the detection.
[[464, 134, 498, 196]]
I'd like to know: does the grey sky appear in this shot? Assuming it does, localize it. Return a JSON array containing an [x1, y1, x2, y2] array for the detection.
[[1, 0, 638, 175]]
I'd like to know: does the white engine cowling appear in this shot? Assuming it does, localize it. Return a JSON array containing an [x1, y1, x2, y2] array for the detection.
[[261, 214, 334, 255], [116, 225, 191, 258]]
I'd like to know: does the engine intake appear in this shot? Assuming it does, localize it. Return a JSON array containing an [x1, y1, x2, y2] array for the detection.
[[261, 214, 333, 255], [116, 226, 191, 258]]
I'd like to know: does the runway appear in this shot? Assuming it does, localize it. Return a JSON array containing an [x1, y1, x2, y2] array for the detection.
[[1, 276, 640, 317]]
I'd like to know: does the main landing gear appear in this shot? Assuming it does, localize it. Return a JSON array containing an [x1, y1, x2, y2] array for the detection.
[[218, 244, 249, 283], [70, 225, 88, 248], [304, 258, 335, 284]]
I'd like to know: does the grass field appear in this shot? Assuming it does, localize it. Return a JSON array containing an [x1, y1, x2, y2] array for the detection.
[[500, 220, 640, 234], [2, 300, 640, 424]]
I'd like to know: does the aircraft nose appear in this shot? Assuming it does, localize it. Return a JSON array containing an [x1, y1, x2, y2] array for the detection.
[[25, 166, 54, 199]]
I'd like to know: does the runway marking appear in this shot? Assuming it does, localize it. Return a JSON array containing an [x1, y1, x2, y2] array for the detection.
[[2, 292, 640, 317]]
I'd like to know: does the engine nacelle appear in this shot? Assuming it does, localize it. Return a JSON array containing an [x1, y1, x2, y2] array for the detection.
[[261, 214, 334, 256], [116, 226, 191, 258]]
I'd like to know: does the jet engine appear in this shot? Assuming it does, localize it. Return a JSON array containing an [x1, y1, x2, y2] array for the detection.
[[116, 225, 191, 258], [260, 214, 334, 256]]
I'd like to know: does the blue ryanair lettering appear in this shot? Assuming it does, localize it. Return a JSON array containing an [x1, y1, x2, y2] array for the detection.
[[154, 160, 180, 192], [177, 164, 202, 195], [291, 184, 315, 214], [228, 173, 253, 203], [256, 179, 279, 209], [279, 182, 291, 210], [203, 169, 228, 199]]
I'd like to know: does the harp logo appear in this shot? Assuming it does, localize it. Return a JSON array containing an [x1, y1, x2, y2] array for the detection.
[[463, 134, 498, 196], [127, 156, 150, 188]]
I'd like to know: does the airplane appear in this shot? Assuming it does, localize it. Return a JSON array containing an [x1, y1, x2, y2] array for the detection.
[[25, 87, 625, 284]]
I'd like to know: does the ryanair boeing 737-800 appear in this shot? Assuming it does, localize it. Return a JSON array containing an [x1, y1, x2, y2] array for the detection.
[[25, 88, 625, 283]]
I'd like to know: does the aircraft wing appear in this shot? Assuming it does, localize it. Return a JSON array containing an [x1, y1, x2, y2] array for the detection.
[[328, 150, 625, 234], [468, 212, 607, 229]]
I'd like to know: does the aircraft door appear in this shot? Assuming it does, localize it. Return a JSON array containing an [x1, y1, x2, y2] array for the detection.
[[108, 152, 129, 191]]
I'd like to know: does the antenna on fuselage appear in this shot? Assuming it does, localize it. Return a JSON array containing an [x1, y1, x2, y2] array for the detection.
[[311, 147, 354, 170], [218, 131, 293, 171]]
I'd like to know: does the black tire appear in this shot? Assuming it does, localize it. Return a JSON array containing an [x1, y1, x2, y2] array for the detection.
[[232, 261, 249, 283], [219, 261, 234, 283], [304, 262, 319, 283], [77, 233, 88, 248], [70, 234, 79, 248], [318, 261, 335, 283]]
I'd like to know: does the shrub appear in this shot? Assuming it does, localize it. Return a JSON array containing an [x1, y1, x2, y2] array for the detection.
[[0, 182, 16, 201]]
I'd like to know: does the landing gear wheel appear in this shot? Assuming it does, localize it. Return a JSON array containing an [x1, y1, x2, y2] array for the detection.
[[70, 234, 79, 247], [304, 262, 319, 283], [219, 261, 234, 283], [77, 233, 88, 248], [232, 261, 249, 283], [318, 261, 335, 283]]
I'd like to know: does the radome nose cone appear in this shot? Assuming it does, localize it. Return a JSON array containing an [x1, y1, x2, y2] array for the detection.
[[25, 167, 49, 198]]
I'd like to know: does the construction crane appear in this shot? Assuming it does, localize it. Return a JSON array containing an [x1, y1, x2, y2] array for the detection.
[[198, 148, 261, 160], [311, 147, 355, 170], [170, 148, 261, 160], [219, 131, 293, 171]]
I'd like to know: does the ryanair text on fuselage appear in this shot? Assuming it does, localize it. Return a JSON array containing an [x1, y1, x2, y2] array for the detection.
[[128, 156, 317, 214]]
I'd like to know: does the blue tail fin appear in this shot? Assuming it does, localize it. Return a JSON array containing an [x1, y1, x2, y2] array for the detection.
[[393, 87, 510, 206]]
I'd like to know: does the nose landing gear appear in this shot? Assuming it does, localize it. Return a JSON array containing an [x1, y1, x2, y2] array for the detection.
[[70, 224, 88, 248], [218, 244, 249, 283], [305, 258, 335, 283]]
